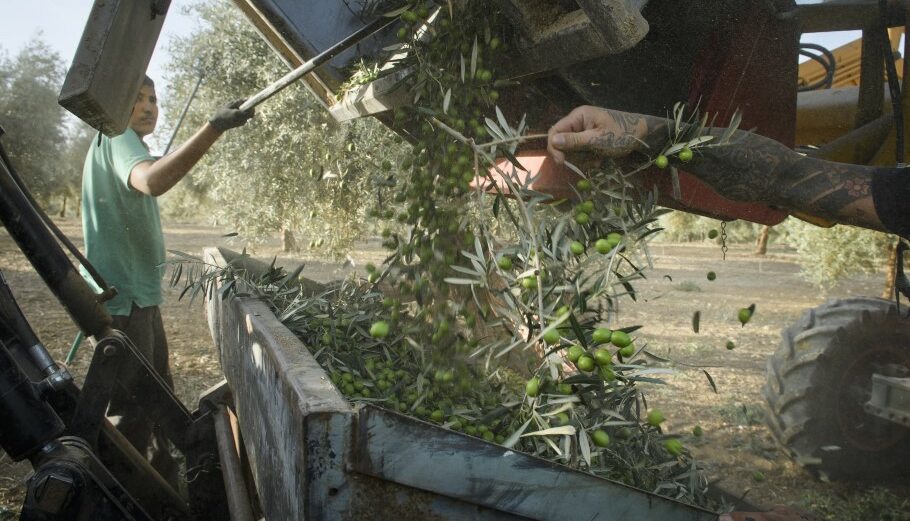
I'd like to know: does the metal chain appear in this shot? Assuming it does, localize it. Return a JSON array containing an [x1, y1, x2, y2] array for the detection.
[[721, 221, 729, 260]]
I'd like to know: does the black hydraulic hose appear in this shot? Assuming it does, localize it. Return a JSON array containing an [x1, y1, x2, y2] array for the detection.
[[0, 140, 112, 339], [0, 334, 64, 461], [880, 0, 905, 165], [798, 50, 833, 91], [0, 133, 113, 296], [798, 43, 837, 91], [0, 270, 55, 377]]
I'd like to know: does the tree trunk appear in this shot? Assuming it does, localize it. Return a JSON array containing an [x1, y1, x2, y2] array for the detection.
[[59, 194, 67, 218], [281, 228, 297, 253], [754, 225, 770, 255], [882, 240, 899, 299], [76, 196, 81, 218]]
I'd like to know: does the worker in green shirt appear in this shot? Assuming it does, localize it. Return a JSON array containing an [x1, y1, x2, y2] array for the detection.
[[81, 75, 253, 481]]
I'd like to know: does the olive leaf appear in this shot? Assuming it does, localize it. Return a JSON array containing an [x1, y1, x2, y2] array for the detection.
[[578, 429, 592, 467], [522, 425, 577, 437], [470, 36, 478, 78], [503, 418, 532, 448]]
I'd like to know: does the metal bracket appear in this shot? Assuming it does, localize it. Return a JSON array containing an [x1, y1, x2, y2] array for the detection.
[[22, 437, 161, 521], [492, 0, 650, 79], [865, 373, 910, 426], [68, 331, 194, 452]]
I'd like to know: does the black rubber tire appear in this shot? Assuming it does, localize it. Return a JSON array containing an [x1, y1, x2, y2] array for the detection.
[[762, 297, 910, 480]]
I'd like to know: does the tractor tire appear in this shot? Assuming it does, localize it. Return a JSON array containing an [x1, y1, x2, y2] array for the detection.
[[762, 297, 910, 480]]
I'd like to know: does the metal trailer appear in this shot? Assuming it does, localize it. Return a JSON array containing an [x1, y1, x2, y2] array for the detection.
[[202, 247, 721, 521]]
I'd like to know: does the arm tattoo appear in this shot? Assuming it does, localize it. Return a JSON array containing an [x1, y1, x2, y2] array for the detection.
[[684, 132, 797, 203], [663, 128, 885, 232], [575, 108, 885, 232], [583, 110, 668, 156]]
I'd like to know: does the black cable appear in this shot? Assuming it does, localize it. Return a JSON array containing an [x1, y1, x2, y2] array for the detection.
[[798, 50, 833, 91], [879, 0, 904, 165], [0, 134, 113, 295], [798, 43, 836, 91]]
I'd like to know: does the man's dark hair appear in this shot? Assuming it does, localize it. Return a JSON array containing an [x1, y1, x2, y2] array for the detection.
[[142, 75, 155, 88]]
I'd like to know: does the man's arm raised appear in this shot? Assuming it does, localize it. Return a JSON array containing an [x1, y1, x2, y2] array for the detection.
[[129, 100, 253, 197]]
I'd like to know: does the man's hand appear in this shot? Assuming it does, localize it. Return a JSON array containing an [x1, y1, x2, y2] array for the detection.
[[209, 99, 255, 133], [547, 106, 665, 164]]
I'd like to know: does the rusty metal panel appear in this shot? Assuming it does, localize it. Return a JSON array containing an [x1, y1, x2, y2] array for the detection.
[[493, 0, 649, 79], [341, 473, 535, 521], [59, 0, 168, 135], [330, 67, 414, 122], [297, 410, 532, 521], [225, 298, 352, 521]]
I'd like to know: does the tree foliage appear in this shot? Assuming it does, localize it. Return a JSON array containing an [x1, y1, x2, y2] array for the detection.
[[658, 211, 896, 291], [657, 211, 763, 243], [782, 219, 894, 290], [159, 1, 407, 256], [0, 38, 68, 204], [58, 122, 96, 217]]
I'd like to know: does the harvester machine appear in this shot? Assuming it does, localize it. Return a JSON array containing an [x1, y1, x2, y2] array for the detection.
[[0, 1, 908, 520]]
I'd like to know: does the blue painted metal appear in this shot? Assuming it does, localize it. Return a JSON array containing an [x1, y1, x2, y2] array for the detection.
[[234, 0, 399, 91], [353, 406, 716, 520]]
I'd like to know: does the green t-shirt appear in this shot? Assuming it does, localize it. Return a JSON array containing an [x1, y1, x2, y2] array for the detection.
[[81, 128, 165, 316]]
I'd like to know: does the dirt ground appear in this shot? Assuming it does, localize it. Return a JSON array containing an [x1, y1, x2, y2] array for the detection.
[[1, 219, 908, 518]]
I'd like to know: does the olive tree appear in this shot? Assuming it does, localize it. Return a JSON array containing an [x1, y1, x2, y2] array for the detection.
[[782, 219, 895, 291], [658, 210, 897, 294], [159, 0, 407, 256], [58, 122, 96, 218], [0, 38, 68, 206]]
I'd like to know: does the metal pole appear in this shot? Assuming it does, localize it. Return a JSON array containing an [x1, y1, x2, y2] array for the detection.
[[65, 331, 85, 365], [163, 72, 204, 156], [239, 16, 397, 112], [213, 405, 255, 521]]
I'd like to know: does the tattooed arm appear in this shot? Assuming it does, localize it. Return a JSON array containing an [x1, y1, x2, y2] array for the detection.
[[684, 131, 884, 231], [547, 105, 887, 233], [547, 105, 669, 162]]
